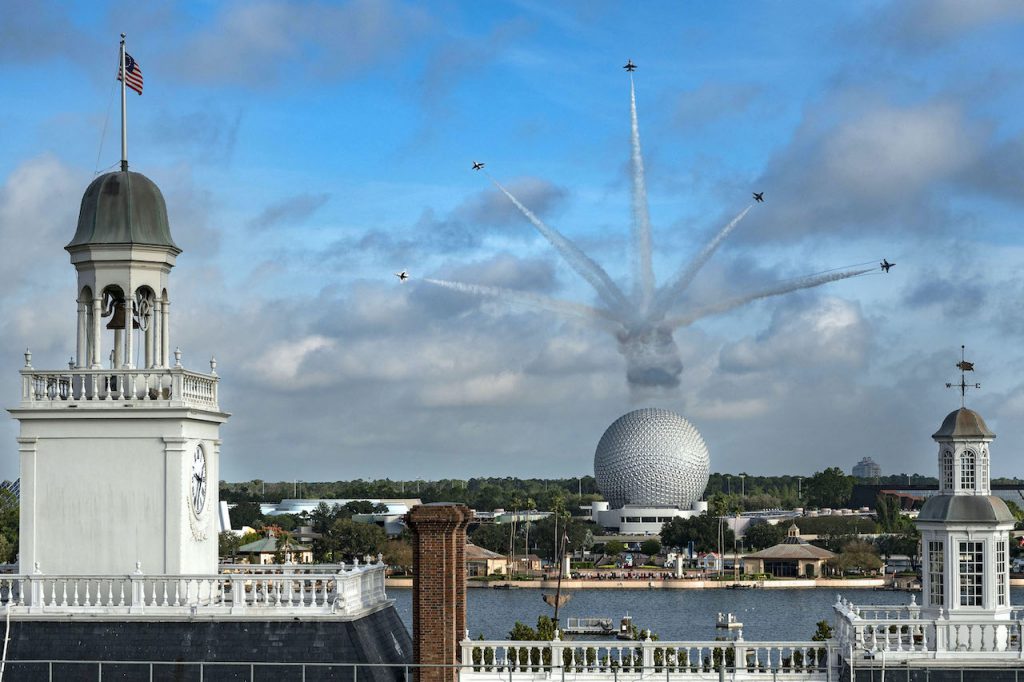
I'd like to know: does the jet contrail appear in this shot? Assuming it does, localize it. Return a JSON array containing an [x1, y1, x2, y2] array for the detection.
[[487, 176, 631, 316], [455, 72, 879, 392], [629, 75, 655, 313], [651, 205, 753, 317], [666, 267, 874, 329], [424, 278, 619, 326]]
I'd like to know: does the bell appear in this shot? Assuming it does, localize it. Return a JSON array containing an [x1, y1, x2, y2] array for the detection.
[[105, 302, 140, 330]]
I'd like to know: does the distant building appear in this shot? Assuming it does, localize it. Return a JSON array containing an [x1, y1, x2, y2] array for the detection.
[[852, 456, 882, 479], [465, 543, 508, 576], [236, 534, 313, 565], [743, 523, 835, 578]]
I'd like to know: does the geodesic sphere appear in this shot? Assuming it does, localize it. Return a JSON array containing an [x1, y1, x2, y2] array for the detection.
[[594, 408, 710, 508]]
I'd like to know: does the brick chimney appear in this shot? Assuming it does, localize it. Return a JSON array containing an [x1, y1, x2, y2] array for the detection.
[[406, 503, 472, 682]]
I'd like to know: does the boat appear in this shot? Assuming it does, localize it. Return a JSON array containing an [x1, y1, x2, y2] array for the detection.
[[563, 617, 615, 636], [726, 583, 754, 590], [715, 612, 743, 629], [616, 615, 635, 640], [492, 583, 520, 590]]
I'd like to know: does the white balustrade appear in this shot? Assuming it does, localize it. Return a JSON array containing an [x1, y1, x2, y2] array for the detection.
[[833, 597, 1024, 661], [459, 638, 836, 681], [19, 367, 218, 410], [0, 562, 388, 618]]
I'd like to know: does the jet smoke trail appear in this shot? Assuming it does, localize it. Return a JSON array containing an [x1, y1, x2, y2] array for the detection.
[[651, 205, 753, 317], [665, 267, 874, 329], [488, 176, 631, 316], [629, 75, 655, 312], [423, 278, 619, 325]]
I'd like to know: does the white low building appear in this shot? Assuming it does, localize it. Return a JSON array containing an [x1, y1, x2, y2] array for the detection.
[[589, 500, 708, 535]]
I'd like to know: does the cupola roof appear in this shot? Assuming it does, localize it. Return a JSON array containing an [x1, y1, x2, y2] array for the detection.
[[67, 171, 178, 251], [918, 495, 1014, 524], [932, 407, 994, 440]]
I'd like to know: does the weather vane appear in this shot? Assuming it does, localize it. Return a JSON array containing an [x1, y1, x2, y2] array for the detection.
[[946, 345, 979, 408]]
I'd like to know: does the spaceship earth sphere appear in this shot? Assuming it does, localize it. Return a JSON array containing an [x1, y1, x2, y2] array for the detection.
[[594, 408, 710, 509]]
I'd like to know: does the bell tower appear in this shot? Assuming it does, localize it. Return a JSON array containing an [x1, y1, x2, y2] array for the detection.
[[9, 169, 229, 577], [917, 353, 1014, 631]]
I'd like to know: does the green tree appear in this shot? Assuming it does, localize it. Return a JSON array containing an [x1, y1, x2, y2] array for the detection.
[[805, 468, 854, 509], [218, 531, 243, 559], [661, 515, 733, 553], [531, 515, 597, 560], [743, 522, 786, 550], [874, 494, 911, 533], [604, 540, 626, 557], [811, 620, 834, 641], [231, 501, 265, 529], [0, 488, 18, 563], [471, 524, 509, 554], [329, 518, 387, 560], [383, 538, 412, 573], [640, 539, 662, 557], [830, 540, 883, 575]]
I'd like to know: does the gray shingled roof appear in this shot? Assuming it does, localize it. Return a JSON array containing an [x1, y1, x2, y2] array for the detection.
[[932, 408, 995, 440], [745, 539, 835, 561], [918, 494, 1015, 524], [68, 171, 179, 250]]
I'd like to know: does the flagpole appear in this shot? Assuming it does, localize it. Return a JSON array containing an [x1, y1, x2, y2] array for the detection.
[[120, 33, 128, 172]]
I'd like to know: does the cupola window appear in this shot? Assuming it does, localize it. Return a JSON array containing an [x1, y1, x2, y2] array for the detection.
[[941, 451, 954, 491], [958, 541, 984, 607], [960, 450, 976, 490]]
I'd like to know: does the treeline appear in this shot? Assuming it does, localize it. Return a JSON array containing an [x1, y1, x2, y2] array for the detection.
[[221, 476, 601, 513], [222, 469, 1006, 515]]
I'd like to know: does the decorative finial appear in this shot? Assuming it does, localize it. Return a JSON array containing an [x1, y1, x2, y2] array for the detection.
[[134, 561, 143, 575], [210, 356, 217, 376], [945, 345, 979, 408], [33, 561, 41, 575], [68, 357, 75, 370], [24, 348, 32, 368], [174, 347, 182, 367]]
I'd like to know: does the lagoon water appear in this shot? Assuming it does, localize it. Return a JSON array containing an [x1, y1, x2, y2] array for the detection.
[[391, 587, 1024, 642]]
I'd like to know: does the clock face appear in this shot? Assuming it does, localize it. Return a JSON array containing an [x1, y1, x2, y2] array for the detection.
[[191, 445, 207, 515]]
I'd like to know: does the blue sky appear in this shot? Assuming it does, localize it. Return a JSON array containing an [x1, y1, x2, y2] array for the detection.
[[2, 1, 1024, 482]]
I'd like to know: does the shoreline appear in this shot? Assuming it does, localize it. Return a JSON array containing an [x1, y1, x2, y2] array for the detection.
[[387, 577, 1024, 590], [388, 577, 889, 589]]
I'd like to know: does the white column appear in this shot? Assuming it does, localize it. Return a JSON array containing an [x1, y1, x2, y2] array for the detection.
[[123, 298, 133, 368], [152, 300, 162, 367], [144, 304, 154, 369], [161, 299, 170, 368], [113, 328, 123, 369], [91, 297, 103, 368], [75, 302, 87, 368]]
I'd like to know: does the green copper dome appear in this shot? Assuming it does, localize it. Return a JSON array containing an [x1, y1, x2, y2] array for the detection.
[[67, 171, 179, 251]]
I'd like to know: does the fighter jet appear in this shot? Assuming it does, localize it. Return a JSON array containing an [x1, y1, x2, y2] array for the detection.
[[880, 259, 894, 273], [395, 271, 409, 282], [472, 161, 485, 171], [753, 192, 764, 203], [623, 59, 637, 72]]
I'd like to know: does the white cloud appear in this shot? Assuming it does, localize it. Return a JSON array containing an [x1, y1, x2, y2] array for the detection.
[[248, 334, 336, 384]]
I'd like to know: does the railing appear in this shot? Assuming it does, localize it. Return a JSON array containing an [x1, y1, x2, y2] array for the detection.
[[0, 561, 387, 617], [19, 367, 218, 410], [833, 595, 1024, 659], [460, 637, 838, 681]]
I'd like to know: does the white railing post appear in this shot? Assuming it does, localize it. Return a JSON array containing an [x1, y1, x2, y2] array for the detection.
[[641, 631, 654, 670], [129, 562, 145, 614], [550, 632, 564, 680], [28, 563, 43, 613]]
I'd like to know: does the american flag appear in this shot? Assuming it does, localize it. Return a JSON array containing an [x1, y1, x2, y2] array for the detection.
[[118, 53, 144, 95]]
